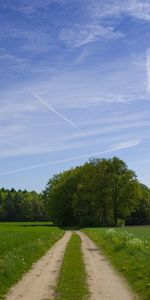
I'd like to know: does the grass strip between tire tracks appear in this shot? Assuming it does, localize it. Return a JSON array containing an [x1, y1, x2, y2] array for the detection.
[[55, 232, 89, 300]]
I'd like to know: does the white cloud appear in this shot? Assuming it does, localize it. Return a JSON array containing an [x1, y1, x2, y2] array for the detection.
[[79, 112, 146, 126], [89, 0, 150, 22], [46, 48, 149, 107], [63, 120, 150, 142], [0, 48, 147, 116], [7, 0, 150, 23], [60, 24, 123, 48], [0, 139, 97, 159], [0, 94, 41, 121], [88, 0, 126, 20], [1, 107, 145, 159], [128, 0, 150, 21]]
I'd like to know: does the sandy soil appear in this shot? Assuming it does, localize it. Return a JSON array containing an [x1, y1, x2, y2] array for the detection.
[[77, 231, 138, 300], [5, 231, 72, 300]]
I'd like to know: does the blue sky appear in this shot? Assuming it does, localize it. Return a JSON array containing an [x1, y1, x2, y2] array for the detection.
[[0, 0, 150, 191]]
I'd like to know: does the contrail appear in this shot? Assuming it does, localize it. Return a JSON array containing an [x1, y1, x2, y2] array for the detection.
[[29, 90, 80, 130], [0, 139, 140, 176], [0, 151, 105, 176]]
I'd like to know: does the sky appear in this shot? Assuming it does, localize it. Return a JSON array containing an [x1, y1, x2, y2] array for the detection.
[[0, 0, 150, 192]]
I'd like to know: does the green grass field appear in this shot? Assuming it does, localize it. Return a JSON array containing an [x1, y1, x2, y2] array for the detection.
[[0, 223, 149, 300], [0, 222, 64, 299], [118, 226, 150, 241], [83, 226, 150, 300], [56, 233, 89, 300]]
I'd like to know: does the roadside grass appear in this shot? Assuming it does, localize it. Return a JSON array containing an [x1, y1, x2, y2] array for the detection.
[[83, 227, 150, 300], [0, 222, 53, 226], [0, 222, 64, 299], [56, 233, 89, 300]]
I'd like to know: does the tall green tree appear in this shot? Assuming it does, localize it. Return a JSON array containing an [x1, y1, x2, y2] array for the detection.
[[127, 184, 150, 225], [45, 157, 141, 227], [108, 157, 140, 225]]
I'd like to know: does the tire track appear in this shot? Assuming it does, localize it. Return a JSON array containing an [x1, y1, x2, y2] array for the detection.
[[77, 231, 138, 300], [5, 231, 72, 300]]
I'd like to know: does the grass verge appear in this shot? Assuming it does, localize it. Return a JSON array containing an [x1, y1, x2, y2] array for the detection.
[[0, 223, 64, 299], [56, 233, 89, 300], [83, 227, 150, 300]]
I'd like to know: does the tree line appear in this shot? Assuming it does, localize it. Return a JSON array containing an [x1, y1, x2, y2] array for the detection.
[[0, 157, 150, 226], [0, 188, 49, 222], [44, 157, 150, 227]]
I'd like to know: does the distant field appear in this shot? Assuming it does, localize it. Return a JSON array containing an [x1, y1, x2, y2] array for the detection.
[[0, 222, 64, 299], [118, 226, 150, 241], [83, 226, 150, 300]]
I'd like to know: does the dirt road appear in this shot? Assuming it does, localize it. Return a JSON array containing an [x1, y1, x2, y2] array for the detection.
[[5, 231, 72, 300], [78, 231, 138, 300], [5, 231, 138, 300]]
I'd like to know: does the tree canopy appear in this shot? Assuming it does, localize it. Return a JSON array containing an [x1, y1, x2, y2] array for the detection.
[[44, 157, 147, 227], [0, 188, 49, 222], [0, 157, 150, 226]]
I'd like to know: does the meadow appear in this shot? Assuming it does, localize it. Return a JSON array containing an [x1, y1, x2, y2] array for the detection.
[[0, 222, 64, 299], [0, 223, 150, 300], [83, 226, 150, 300], [119, 226, 150, 241]]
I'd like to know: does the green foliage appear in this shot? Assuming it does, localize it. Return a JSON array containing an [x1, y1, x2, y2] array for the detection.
[[0, 222, 64, 299], [0, 188, 49, 222], [1, 157, 149, 226], [44, 169, 81, 226], [127, 184, 150, 225], [83, 227, 150, 300], [117, 218, 125, 227], [56, 233, 89, 300], [44, 157, 143, 227]]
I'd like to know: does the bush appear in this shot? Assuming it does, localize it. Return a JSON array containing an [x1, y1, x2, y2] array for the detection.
[[117, 219, 125, 227]]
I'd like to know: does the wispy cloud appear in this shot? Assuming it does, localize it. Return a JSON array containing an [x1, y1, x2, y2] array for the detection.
[[0, 139, 141, 176], [147, 48, 150, 92], [74, 50, 90, 65], [5, 0, 150, 22], [0, 138, 96, 158], [89, 0, 150, 22], [128, 0, 150, 21], [0, 25, 52, 55], [63, 120, 150, 142], [0, 0, 149, 190], [60, 24, 123, 47], [79, 112, 146, 127], [3, 0, 66, 14]]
